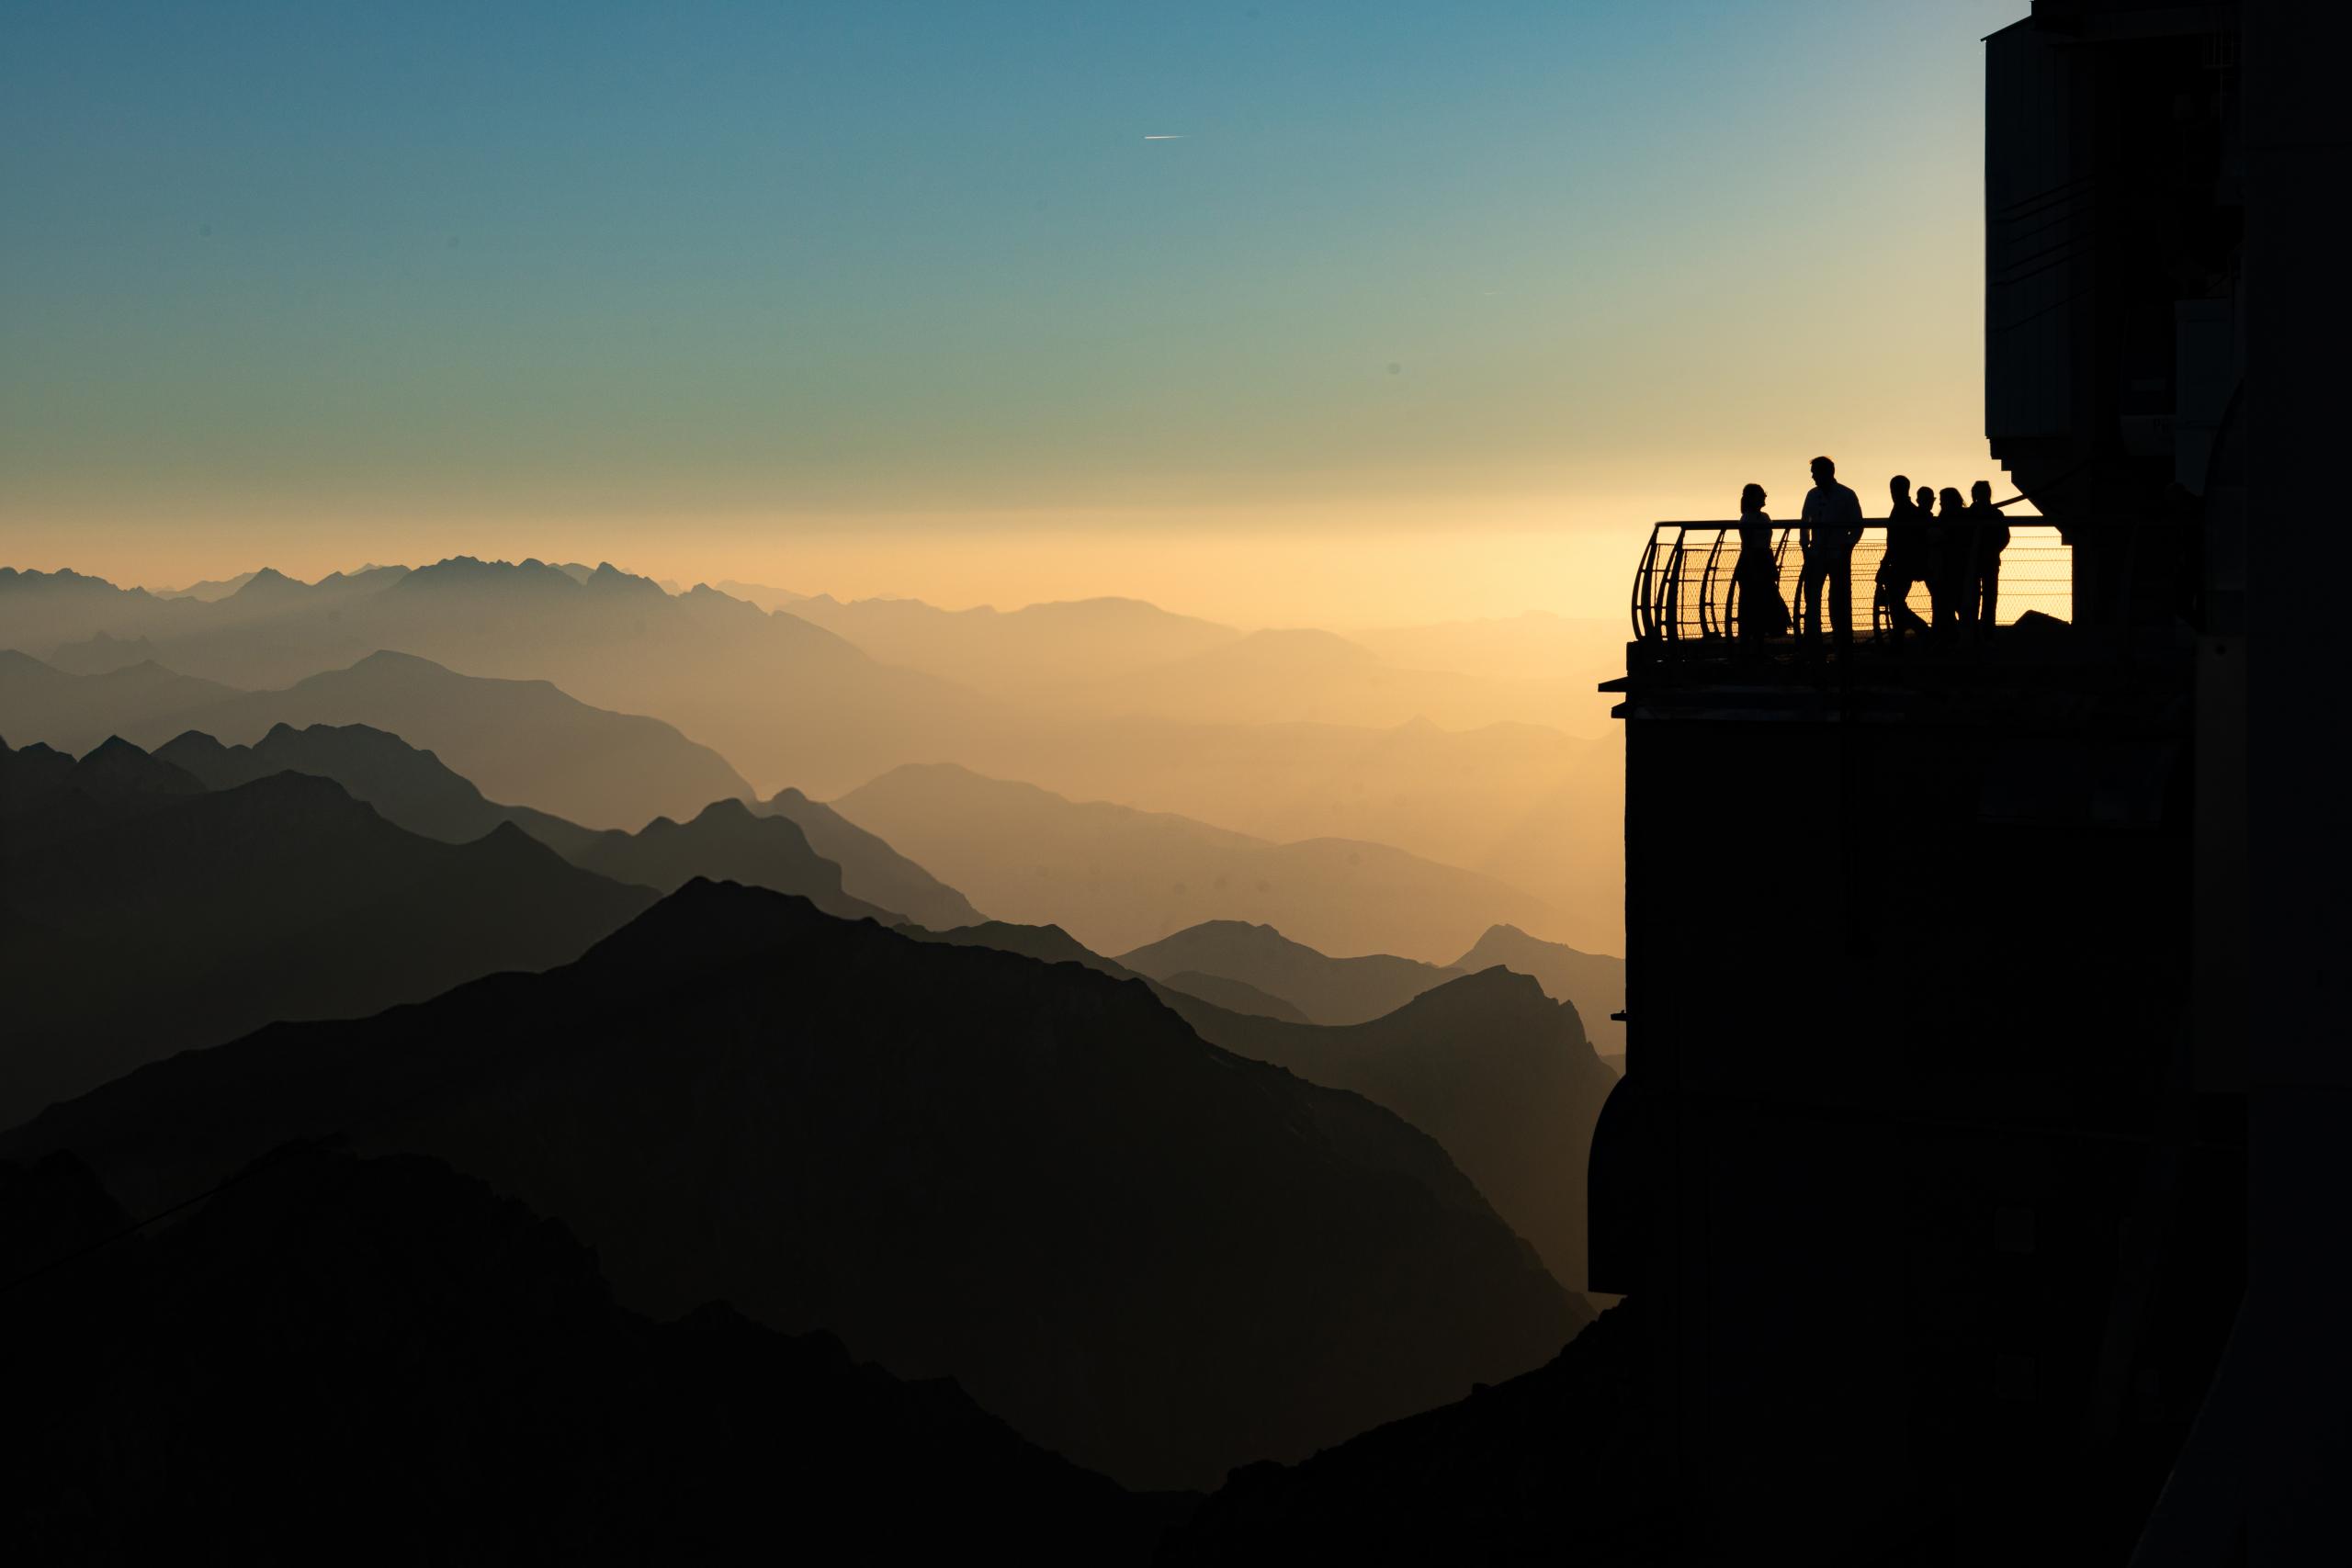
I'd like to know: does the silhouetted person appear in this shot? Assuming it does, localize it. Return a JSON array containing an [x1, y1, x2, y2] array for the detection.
[[1967, 479, 2008, 637], [1877, 475, 1930, 639], [1734, 482, 1790, 649], [1798, 456, 1864, 651], [1935, 486, 1973, 637]]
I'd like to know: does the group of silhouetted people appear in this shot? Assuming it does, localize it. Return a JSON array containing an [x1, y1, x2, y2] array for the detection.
[[1734, 456, 2009, 652]]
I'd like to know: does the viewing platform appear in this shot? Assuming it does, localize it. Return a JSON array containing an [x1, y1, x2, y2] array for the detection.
[[1611, 520, 2193, 733], [1628, 519, 2073, 649]]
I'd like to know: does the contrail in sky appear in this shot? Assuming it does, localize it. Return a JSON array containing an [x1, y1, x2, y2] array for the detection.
[[1143, 134, 1186, 140]]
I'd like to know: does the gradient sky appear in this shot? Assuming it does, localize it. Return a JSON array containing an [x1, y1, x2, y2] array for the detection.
[[3, 0, 2027, 623]]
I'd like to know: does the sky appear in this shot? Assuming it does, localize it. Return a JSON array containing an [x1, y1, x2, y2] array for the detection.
[[2, 0, 2028, 625]]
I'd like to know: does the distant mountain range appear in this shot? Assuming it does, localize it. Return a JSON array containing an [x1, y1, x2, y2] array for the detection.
[[155, 724, 912, 923], [1121, 920, 1470, 1025], [712, 579, 811, 611], [3, 561, 1627, 944], [4, 1144, 1165, 1562], [0, 735, 654, 1125], [785, 592, 1239, 692], [833, 762, 1563, 963], [0, 649, 750, 830], [5, 880, 1586, 1492], [0, 559, 984, 796], [1123, 917, 1624, 1055], [149, 569, 262, 601]]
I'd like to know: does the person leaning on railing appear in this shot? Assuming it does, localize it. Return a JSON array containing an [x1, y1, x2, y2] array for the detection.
[[1735, 482, 1790, 649]]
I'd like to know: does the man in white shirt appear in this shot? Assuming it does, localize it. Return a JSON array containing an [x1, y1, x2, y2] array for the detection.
[[1798, 455, 1865, 650]]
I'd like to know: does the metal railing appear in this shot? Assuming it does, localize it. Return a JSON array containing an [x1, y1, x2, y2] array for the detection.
[[1631, 522, 2072, 648]]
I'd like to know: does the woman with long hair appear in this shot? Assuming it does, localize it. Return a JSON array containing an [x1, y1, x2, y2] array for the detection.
[[1735, 481, 1790, 649]]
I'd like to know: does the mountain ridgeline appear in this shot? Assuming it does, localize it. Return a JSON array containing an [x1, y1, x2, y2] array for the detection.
[[3, 880, 1587, 1493], [2, 560, 1627, 951], [1122, 916, 1625, 1055], [832, 761, 1564, 963], [0, 647, 752, 830], [155, 724, 906, 923], [0, 735, 657, 1127]]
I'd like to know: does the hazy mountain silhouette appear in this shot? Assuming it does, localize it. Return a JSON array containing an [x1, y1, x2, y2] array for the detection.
[[0, 566, 193, 650], [1150, 970, 1313, 1022], [5, 880, 1585, 1491], [557, 799, 897, 920], [1158, 967, 1615, 1293], [172, 649, 757, 829], [1161, 1302, 1657, 1563], [758, 785, 983, 930], [0, 649, 752, 829], [787, 596, 1599, 735], [43, 629, 163, 675], [943, 713, 1625, 953], [1456, 922, 1626, 1055], [897, 916, 1135, 976], [148, 569, 259, 600], [786, 592, 1239, 692], [1348, 611, 1634, 737], [0, 649, 239, 750], [833, 762, 1561, 962], [711, 578, 808, 610], [155, 724, 907, 921], [0, 559, 984, 795], [0, 739, 654, 1124], [1046, 625, 1596, 734], [897, 918, 1329, 1027], [1120, 919, 1468, 1025], [6, 565, 1625, 946], [2, 1144, 1169, 1562]]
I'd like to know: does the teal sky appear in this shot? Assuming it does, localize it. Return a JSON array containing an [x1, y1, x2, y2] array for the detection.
[[2, 1, 2027, 619]]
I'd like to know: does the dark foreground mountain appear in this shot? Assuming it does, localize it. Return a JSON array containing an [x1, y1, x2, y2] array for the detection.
[[4, 881, 1584, 1492], [1, 1145, 1170, 1563], [834, 761, 1561, 961], [0, 649, 752, 830], [1160, 1302, 1660, 1564], [0, 739, 654, 1125], [896, 919, 1308, 1023], [904, 917, 1605, 1287], [1159, 968, 1616, 1294], [1456, 921, 1627, 1057], [1121, 919, 1468, 1025], [158, 725, 905, 921]]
